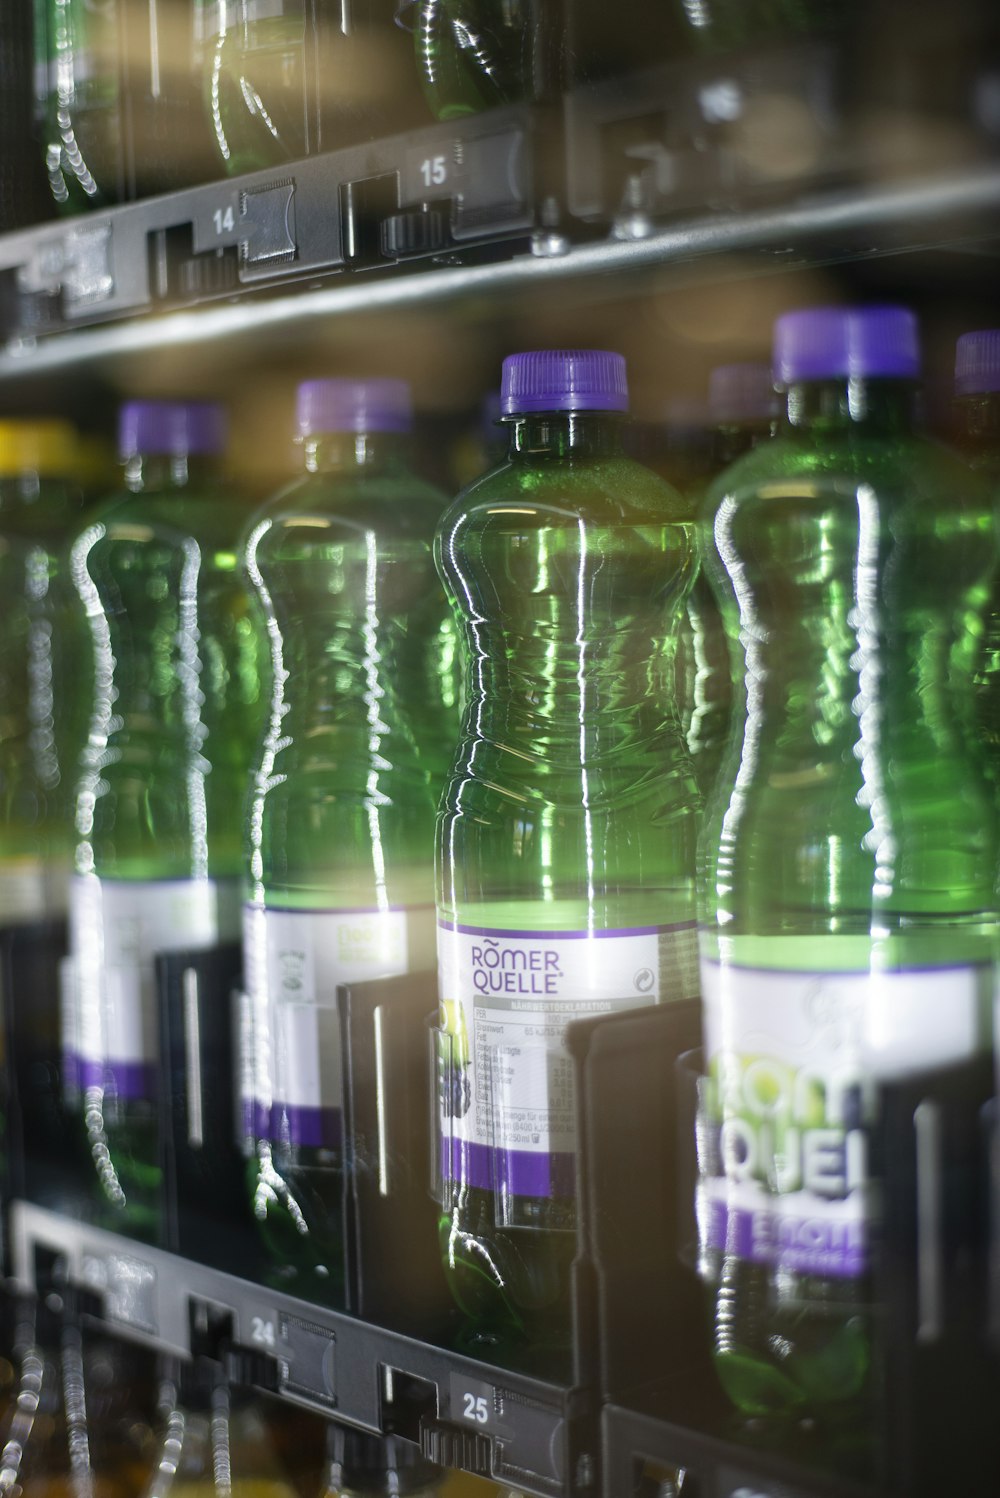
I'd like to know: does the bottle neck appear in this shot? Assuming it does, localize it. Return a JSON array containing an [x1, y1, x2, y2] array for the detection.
[[955, 391, 1000, 449], [123, 453, 222, 492], [713, 418, 779, 470], [300, 431, 410, 474], [784, 378, 919, 436], [506, 411, 625, 460]]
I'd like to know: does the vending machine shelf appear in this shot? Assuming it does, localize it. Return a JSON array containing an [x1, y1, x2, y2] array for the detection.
[[8, 1199, 594, 1498]]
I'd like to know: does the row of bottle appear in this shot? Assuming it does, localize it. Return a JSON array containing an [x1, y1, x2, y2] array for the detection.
[[2, 310, 1000, 1466], [23, 0, 973, 217], [0, 1290, 495, 1496]]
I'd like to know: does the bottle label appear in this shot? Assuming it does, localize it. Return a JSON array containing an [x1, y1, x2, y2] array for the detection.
[[243, 902, 435, 1149], [699, 957, 994, 1279], [66, 875, 229, 1100], [437, 919, 699, 1199]]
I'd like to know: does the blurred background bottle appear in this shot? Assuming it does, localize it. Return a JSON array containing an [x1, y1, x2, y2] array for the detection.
[[242, 378, 442, 1300], [197, 0, 316, 176], [123, 0, 215, 197], [0, 419, 86, 924], [34, 0, 125, 211], [674, 0, 843, 56], [636, 397, 714, 495], [434, 350, 700, 1359], [402, 0, 559, 121], [953, 328, 1000, 788], [200, 0, 417, 178], [65, 399, 261, 1242], [697, 306, 998, 1465]]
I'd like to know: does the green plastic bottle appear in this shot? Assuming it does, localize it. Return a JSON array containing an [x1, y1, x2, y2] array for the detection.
[[67, 400, 261, 1242], [675, 0, 841, 55], [197, 0, 313, 176], [953, 330, 1000, 783], [685, 363, 780, 804], [200, 1, 417, 177], [697, 307, 998, 1449], [405, 0, 546, 120], [242, 379, 443, 1298], [434, 350, 701, 1357], [34, 0, 124, 211], [0, 420, 86, 923]]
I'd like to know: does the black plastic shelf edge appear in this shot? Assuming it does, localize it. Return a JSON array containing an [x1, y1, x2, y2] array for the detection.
[[2, 165, 999, 379], [7, 1200, 591, 1498]]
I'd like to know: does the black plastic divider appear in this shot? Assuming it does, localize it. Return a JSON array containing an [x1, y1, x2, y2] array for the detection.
[[567, 999, 707, 1403], [0, 918, 72, 1207], [155, 956, 457, 1328], [156, 941, 253, 1268], [338, 970, 451, 1331], [875, 1054, 999, 1495]]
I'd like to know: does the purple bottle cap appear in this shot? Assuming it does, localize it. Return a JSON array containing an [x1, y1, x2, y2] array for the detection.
[[118, 401, 226, 459], [955, 330, 1000, 396], [708, 363, 781, 425], [773, 307, 920, 385], [500, 350, 629, 415], [296, 379, 412, 436]]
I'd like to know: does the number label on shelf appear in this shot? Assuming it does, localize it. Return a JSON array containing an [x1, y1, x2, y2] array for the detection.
[[420, 156, 448, 188], [251, 1315, 276, 1348], [462, 1391, 489, 1424], [449, 1373, 501, 1435], [213, 206, 236, 236], [404, 144, 456, 202]]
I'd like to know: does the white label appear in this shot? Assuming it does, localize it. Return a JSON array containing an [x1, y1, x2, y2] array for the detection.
[[437, 920, 698, 1199], [245, 902, 435, 1145], [699, 957, 994, 1278], [67, 875, 223, 1096]]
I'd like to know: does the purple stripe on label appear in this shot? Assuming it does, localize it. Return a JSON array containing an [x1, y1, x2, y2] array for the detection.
[[75, 1056, 156, 1102], [703, 1194, 867, 1279], [439, 920, 696, 940], [441, 1137, 575, 1199], [254, 1100, 343, 1151], [252, 1100, 270, 1142], [62, 1049, 81, 1097]]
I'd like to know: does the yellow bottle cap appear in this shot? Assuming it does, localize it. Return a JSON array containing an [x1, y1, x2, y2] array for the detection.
[[0, 419, 79, 478]]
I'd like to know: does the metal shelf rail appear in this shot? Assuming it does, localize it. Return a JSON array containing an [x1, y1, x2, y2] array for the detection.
[[0, 163, 999, 381]]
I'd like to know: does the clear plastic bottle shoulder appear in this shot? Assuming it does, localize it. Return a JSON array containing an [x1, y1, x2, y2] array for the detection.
[[703, 425, 993, 514], [442, 447, 693, 529], [249, 465, 448, 536], [83, 481, 247, 550]]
